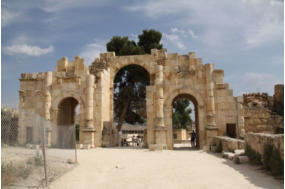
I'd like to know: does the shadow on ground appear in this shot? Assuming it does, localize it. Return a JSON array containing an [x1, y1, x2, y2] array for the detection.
[[207, 152, 284, 189]]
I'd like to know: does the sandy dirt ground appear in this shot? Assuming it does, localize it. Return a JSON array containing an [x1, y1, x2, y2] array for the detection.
[[2, 147, 75, 188], [48, 148, 283, 189]]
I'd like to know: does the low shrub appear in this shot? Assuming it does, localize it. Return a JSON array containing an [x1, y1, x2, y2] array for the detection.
[[263, 144, 273, 170], [34, 150, 43, 166], [264, 144, 284, 176], [245, 144, 262, 165], [2, 162, 17, 186], [215, 141, 223, 153], [1, 162, 32, 186], [234, 157, 241, 164], [17, 165, 32, 179]]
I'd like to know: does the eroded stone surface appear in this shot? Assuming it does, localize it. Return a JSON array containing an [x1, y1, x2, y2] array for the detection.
[[17, 49, 283, 150]]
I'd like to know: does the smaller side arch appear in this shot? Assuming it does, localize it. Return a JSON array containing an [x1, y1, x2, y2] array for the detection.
[[164, 87, 206, 149], [52, 92, 85, 111]]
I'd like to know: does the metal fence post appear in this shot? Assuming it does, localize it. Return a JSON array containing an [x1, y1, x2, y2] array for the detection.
[[74, 124, 78, 163], [41, 119, 48, 187]]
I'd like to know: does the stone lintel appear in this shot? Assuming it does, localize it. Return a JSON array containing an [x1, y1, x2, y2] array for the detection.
[[154, 126, 167, 131], [82, 128, 96, 132], [216, 83, 229, 90], [206, 125, 218, 130]]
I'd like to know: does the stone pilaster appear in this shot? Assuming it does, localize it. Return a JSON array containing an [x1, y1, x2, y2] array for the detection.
[[205, 64, 218, 145], [86, 75, 94, 128], [44, 72, 52, 146], [236, 96, 245, 138], [82, 74, 96, 148], [154, 63, 167, 149]]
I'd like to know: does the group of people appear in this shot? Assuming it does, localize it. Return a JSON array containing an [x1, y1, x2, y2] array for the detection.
[[121, 136, 143, 147]]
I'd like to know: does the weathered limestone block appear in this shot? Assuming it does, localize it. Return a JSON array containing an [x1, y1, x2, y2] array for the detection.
[[214, 136, 245, 152], [18, 49, 246, 150], [234, 156, 249, 164], [234, 149, 245, 157], [222, 152, 235, 159], [213, 69, 224, 84], [245, 132, 284, 159]]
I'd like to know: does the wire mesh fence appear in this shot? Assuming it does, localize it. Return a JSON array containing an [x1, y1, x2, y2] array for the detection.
[[1, 108, 78, 188]]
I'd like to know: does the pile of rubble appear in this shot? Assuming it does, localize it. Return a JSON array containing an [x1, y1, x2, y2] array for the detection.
[[243, 93, 273, 109]]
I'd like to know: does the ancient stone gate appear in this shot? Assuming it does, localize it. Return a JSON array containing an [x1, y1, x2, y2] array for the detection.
[[18, 49, 245, 149]]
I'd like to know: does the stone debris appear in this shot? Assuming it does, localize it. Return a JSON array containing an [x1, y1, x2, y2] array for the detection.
[[234, 156, 249, 164], [234, 149, 245, 157], [67, 158, 75, 164], [222, 152, 234, 159]]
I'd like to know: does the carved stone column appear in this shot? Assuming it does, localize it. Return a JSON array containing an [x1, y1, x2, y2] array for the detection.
[[86, 74, 94, 128], [82, 74, 96, 148], [153, 62, 167, 149], [205, 64, 218, 146], [44, 72, 52, 146]]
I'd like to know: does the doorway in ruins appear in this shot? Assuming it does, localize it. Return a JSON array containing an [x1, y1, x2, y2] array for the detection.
[[112, 64, 150, 148], [172, 94, 199, 149], [57, 97, 80, 148]]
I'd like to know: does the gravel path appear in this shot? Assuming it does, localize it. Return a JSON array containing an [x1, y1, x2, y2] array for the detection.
[[48, 148, 283, 189]]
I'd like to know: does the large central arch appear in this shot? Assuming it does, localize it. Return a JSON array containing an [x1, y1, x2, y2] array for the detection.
[[102, 64, 151, 146]]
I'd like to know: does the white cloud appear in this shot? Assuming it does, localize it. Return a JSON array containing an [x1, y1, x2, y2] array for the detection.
[[171, 27, 185, 35], [129, 33, 139, 43], [79, 40, 106, 65], [2, 8, 21, 27], [42, 0, 113, 12], [170, 27, 198, 39], [243, 72, 282, 92], [225, 72, 283, 95], [163, 33, 186, 50], [3, 45, 54, 56], [188, 29, 198, 39], [123, 0, 283, 49]]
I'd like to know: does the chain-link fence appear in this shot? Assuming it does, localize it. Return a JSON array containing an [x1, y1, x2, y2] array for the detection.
[[2, 108, 78, 188]]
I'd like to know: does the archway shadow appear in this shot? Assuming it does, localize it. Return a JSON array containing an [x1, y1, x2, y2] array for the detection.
[[173, 147, 199, 151], [206, 152, 284, 188], [102, 146, 147, 150]]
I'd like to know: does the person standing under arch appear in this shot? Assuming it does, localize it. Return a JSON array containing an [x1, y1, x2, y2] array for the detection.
[[191, 130, 196, 147]]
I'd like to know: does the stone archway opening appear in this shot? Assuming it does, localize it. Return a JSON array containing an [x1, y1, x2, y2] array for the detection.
[[172, 94, 199, 149], [57, 97, 79, 148], [112, 64, 150, 147]]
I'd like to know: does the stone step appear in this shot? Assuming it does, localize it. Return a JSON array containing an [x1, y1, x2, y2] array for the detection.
[[234, 149, 245, 157], [234, 155, 249, 164], [222, 152, 235, 160]]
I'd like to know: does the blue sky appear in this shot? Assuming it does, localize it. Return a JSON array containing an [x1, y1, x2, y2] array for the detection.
[[2, 0, 284, 108]]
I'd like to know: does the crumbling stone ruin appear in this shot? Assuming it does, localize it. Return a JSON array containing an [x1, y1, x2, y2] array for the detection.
[[17, 49, 283, 150], [243, 85, 284, 134]]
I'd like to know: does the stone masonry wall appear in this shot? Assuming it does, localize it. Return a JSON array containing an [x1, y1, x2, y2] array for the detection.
[[243, 87, 284, 134], [245, 132, 284, 159], [19, 49, 242, 149], [213, 136, 245, 152]]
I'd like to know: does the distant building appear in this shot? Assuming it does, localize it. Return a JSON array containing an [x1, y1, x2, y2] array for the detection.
[[115, 123, 146, 140], [173, 129, 191, 141]]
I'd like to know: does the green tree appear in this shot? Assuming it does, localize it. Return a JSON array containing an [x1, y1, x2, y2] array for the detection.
[[106, 36, 144, 56], [172, 99, 193, 130], [113, 65, 149, 131], [138, 29, 163, 54]]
